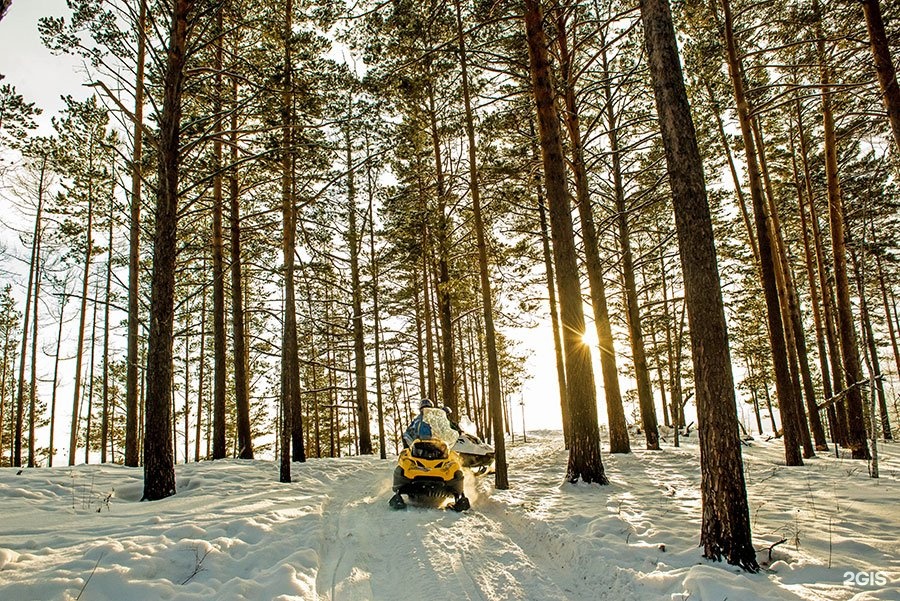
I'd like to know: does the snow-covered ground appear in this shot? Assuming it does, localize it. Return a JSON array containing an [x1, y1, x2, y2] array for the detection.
[[0, 431, 897, 600]]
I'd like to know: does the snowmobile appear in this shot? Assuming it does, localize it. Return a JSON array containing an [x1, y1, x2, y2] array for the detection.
[[453, 432, 494, 474], [390, 406, 472, 511], [389, 437, 471, 512]]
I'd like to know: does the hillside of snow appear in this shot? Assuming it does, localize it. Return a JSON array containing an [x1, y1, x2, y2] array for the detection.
[[0, 431, 897, 600]]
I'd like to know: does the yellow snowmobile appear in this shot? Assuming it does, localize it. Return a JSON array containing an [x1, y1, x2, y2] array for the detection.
[[389, 437, 471, 511]]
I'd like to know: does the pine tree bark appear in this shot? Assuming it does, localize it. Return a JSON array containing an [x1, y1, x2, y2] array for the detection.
[[48, 286, 68, 466], [643, 0, 758, 570], [524, 0, 607, 484], [455, 0, 507, 487], [876, 254, 900, 384], [753, 120, 820, 456], [861, 0, 900, 152], [721, 0, 802, 466], [210, 4, 227, 461], [100, 194, 113, 463], [281, 0, 303, 480], [1, 297, 15, 464], [27, 228, 42, 468], [708, 84, 758, 262], [537, 182, 569, 446], [346, 121, 373, 456], [661, 247, 685, 442], [85, 273, 101, 464], [426, 83, 458, 418], [421, 227, 437, 402], [195, 273, 206, 462], [68, 166, 93, 467], [796, 100, 847, 445], [17, 155, 46, 468], [851, 249, 891, 440], [365, 139, 387, 459], [815, 0, 869, 459], [125, 0, 147, 468], [597, 38, 658, 450], [229, 56, 252, 460], [143, 0, 191, 501], [413, 271, 427, 400], [788, 123, 836, 449], [568, 40, 629, 455]]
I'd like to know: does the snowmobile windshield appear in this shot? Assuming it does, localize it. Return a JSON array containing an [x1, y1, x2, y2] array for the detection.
[[420, 407, 458, 447]]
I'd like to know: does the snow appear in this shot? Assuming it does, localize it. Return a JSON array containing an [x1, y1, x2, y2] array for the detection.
[[0, 431, 898, 600]]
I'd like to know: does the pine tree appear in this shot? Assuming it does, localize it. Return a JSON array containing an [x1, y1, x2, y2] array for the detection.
[[524, 0, 607, 485], [143, 0, 193, 501], [641, 0, 758, 571]]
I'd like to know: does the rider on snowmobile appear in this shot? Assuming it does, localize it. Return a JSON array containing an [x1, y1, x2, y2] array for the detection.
[[402, 398, 433, 448], [403, 399, 458, 448]]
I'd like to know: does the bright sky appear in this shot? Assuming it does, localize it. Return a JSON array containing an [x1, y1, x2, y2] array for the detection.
[[0, 1, 86, 133]]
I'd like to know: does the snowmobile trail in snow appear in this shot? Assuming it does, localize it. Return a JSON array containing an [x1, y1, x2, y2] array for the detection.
[[312, 460, 580, 600]]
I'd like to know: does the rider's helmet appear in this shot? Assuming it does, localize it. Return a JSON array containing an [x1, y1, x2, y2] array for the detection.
[[419, 398, 434, 410], [442, 405, 452, 415]]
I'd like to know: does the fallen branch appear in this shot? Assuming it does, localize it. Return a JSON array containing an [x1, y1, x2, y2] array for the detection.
[[817, 375, 883, 411], [181, 547, 211, 585], [764, 538, 788, 562], [75, 552, 105, 601]]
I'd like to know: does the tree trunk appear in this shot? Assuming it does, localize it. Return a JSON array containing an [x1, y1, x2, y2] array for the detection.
[[746, 358, 764, 434], [210, 4, 227, 461], [48, 287, 68, 467], [85, 272, 101, 464], [815, 0, 869, 459], [421, 232, 437, 402], [790, 120, 835, 437], [69, 165, 94, 467], [281, 0, 302, 480], [365, 136, 386, 459], [346, 121, 373, 456], [643, 0, 758, 570], [721, 0, 802, 466], [143, 0, 191, 501], [125, 0, 147, 468], [16, 158, 45, 467], [195, 270, 206, 462], [796, 99, 847, 445], [524, 0, 607, 485], [455, 0, 507, 487], [100, 193, 113, 463], [566, 38, 630, 455], [662, 246, 684, 443], [226, 20, 253, 461], [851, 248, 891, 440], [861, 0, 900, 152], [708, 83, 758, 262], [1, 298, 11, 463], [537, 182, 569, 446], [183, 323, 190, 463], [596, 38, 658, 450], [876, 254, 900, 385], [27, 229, 42, 468], [426, 83, 457, 418], [413, 270, 427, 400], [753, 119, 820, 456]]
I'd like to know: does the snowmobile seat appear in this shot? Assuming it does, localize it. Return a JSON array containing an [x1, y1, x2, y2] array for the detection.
[[410, 439, 449, 460]]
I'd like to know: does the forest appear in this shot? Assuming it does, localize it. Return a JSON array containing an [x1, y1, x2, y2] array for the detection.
[[0, 0, 898, 577]]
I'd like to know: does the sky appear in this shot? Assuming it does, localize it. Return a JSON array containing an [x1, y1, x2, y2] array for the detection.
[[0, 1, 86, 133]]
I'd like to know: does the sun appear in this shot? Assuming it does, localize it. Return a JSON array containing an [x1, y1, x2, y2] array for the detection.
[[581, 327, 599, 348]]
